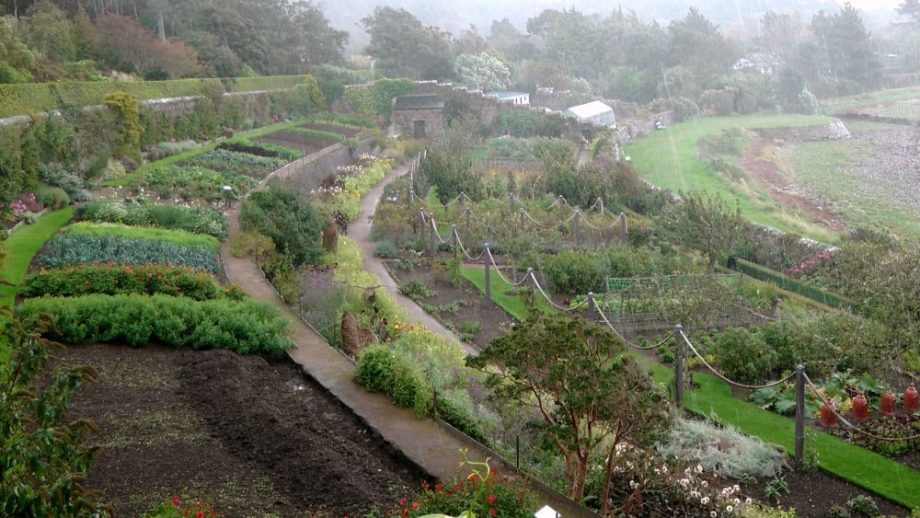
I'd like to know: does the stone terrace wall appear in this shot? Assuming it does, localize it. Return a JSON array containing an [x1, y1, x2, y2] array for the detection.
[[268, 138, 375, 195]]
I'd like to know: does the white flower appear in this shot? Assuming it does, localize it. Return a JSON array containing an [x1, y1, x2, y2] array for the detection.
[[726, 506, 733, 513], [733, 498, 740, 505], [691, 491, 700, 498], [679, 478, 690, 487], [710, 512, 717, 518], [744, 498, 753, 505], [696, 465, 704, 474], [701, 497, 710, 505], [732, 485, 740, 492], [661, 465, 667, 473], [701, 480, 708, 487]]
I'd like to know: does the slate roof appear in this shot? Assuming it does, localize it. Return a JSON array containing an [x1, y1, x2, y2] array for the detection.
[[393, 94, 444, 111], [485, 91, 528, 100]]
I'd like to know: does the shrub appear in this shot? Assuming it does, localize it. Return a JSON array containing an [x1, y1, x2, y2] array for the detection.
[[20, 265, 238, 301], [374, 241, 398, 259], [240, 184, 324, 266], [77, 200, 227, 237], [144, 165, 257, 199], [354, 345, 431, 414], [708, 327, 781, 383], [400, 279, 435, 300], [62, 222, 219, 251], [37, 187, 70, 209], [15, 294, 291, 354], [398, 461, 534, 518], [38, 163, 85, 196], [543, 249, 605, 295], [846, 495, 879, 517], [827, 505, 852, 518], [230, 230, 278, 270], [656, 418, 786, 479], [39, 233, 220, 274]]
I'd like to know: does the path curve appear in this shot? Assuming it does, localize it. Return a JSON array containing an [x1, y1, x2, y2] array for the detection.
[[350, 163, 477, 355]]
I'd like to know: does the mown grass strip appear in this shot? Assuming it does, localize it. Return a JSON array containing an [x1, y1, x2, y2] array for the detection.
[[477, 271, 920, 510], [461, 265, 552, 321], [108, 118, 310, 187], [0, 207, 74, 360]]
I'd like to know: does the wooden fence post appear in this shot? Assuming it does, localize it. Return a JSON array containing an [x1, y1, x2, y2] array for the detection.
[[674, 323, 684, 408], [795, 364, 806, 469]]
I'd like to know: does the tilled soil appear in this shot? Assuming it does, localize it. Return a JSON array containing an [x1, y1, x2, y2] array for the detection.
[[746, 469, 908, 517], [57, 345, 423, 518]]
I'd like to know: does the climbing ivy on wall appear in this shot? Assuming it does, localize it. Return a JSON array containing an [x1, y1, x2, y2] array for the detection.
[[343, 78, 416, 117], [104, 91, 143, 161]]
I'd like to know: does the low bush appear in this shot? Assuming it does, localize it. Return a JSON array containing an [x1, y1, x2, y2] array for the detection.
[[36, 187, 70, 209], [846, 495, 879, 517], [77, 200, 227, 237], [240, 184, 325, 266], [15, 294, 291, 354], [39, 233, 219, 274], [400, 279, 435, 300], [374, 241, 398, 259], [656, 418, 786, 479], [708, 327, 781, 384], [20, 265, 240, 301], [38, 164, 85, 196], [63, 222, 219, 251], [354, 345, 431, 415]]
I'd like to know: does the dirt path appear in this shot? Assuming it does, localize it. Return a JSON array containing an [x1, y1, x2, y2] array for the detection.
[[742, 138, 846, 232], [350, 164, 477, 355], [221, 168, 598, 518]]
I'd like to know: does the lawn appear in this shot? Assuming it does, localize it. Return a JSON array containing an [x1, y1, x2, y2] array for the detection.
[[478, 271, 920, 510], [625, 114, 837, 242], [0, 207, 74, 359]]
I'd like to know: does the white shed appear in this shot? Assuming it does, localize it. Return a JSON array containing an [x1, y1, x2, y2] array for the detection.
[[485, 91, 530, 106], [565, 101, 616, 128]]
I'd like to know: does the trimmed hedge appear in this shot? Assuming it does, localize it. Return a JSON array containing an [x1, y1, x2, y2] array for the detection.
[[343, 78, 416, 117], [730, 258, 852, 309], [63, 222, 219, 251], [20, 265, 240, 301], [354, 345, 432, 414], [15, 294, 292, 354], [0, 75, 308, 119], [39, 233, 220, 274]]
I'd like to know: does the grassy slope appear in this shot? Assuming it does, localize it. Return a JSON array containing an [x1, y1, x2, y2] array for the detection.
[[820, 86, 920, 121], [108, 118, 309, 187], [0, 207, 74, 359], [478, 274, 920, 510], [783, 136, 920, 240], [625, 114, 837, 242]]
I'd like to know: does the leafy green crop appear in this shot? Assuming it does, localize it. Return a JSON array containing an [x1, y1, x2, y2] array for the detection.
[[63, 222, 219, 251], [16, 294, 292, 355], [39, 233, 220, 274], [182, 148, 286, 178]]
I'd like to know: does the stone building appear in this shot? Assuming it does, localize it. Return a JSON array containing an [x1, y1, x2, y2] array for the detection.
[[391, 94, 445, 139]]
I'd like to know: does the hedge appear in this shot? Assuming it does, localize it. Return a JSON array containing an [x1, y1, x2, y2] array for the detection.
[[354, 345, 432, 415], [20, 265, 240, 301], [0, 75, 309, 119], [63, 222, 219, 251], [729, 258, 853, 309], [39, 233, 220, 274], [15, 294, 292, 355]]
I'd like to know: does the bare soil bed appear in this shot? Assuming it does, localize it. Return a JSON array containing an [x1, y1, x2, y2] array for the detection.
[[845, 125, 920, 210], [56, 344, 423, 517], [746, 469, 907, 517], [385, 257, 513, 348], [256, 131, 340, 154]]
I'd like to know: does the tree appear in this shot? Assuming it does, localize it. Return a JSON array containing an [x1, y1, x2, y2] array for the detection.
[[812, 4, 881, 88], [667, 8, 740, 82], [541, 9, 608, 80], [454, 52, 510, 91], [93, 14, 200, 78], [468, 312, 667, 513], [0, 314, 101, 516], [362, 6, 452, 80], [667, 191, 744, 268], [899, 0, 920, 24], [759, 12, 810, 64], [21, 1, 75, 63]]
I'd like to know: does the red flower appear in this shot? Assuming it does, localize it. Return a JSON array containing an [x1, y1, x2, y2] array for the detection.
[[434, 483, 443, 492], [398, 498, 407, 507], [196, 512, 204, 518], [172, 496, 181, 506], [487, 494, 496, 504], [469, 474, 478, 482], [411, 502, 419, 510], [489, 467, 497, 476], [490, 508, 497, 516]]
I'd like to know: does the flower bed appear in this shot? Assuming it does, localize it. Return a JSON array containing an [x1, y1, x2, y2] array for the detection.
[[144, 165, 257, 200], [16, 294, 291, 354], [77, 199, 227, 238]]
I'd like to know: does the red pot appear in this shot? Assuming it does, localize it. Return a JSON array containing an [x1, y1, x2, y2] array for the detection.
[[905, 384, 919, 413], [820, 400, 837, 427], [851, 393, 868, 421], [880, 390, 896, 416]]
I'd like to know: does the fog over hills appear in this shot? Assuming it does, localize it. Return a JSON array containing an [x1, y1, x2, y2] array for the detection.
[[321, 0, 900, 52]]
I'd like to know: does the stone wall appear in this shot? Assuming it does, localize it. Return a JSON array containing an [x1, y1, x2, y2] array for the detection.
[[392, 108, 446, 138], [269, 138, 375, 195]]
